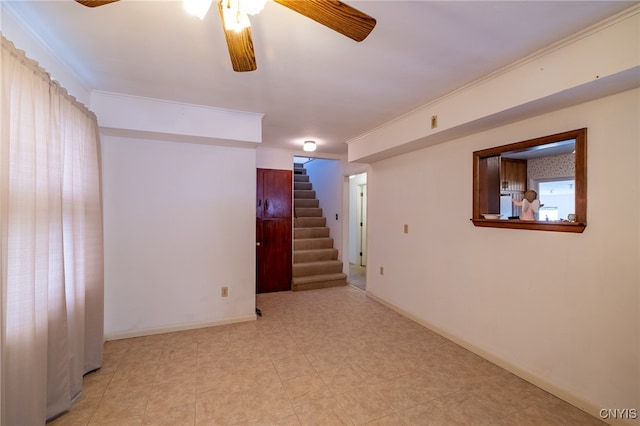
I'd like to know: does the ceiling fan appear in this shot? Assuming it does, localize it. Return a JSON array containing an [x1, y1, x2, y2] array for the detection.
[[74, 0, 376, 72]]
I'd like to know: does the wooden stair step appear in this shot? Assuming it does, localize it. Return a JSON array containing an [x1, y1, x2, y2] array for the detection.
[[295, 207, 323, 218], [294, 227, 330, 239], [292, 273, 348, 291], [294, 199, 319, 208], [293, 260, 343, 277], [293, 237, 334, 250], [293, 248, 338, 263], [294, 217, 326, 228], [294, 182, 313, 190], [294, 190, 316, 199]]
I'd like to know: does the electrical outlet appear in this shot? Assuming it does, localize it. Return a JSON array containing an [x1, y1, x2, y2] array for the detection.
[[221, 287, 228, 297]]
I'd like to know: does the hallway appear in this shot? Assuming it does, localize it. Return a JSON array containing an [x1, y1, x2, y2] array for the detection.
[[348, 263, 366, 291]]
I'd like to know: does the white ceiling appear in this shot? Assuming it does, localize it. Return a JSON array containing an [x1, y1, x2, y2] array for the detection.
[[3, 0, 636, 155]]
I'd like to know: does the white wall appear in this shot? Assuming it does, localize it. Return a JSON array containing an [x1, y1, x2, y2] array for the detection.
[[365, 88, 639, 420], [256, 146, 295, 170], [91, 91, 263, 145], [102, 136, 257, 339], [255, 146, 347, 170]]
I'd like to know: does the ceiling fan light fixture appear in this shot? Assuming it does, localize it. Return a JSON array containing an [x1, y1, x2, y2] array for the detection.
[[183, 0, 213, 19], [303, 140, 316, 152], [222, 5, 250, 31], [221, 0, 267, 31], [242, 0, 268, 15]]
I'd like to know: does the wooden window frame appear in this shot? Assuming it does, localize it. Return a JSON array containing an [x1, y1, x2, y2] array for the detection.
[[471, 128, 587, 233]]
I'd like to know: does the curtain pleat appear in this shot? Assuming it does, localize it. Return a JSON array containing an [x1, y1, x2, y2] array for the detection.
[[1, 34, 104, 425]]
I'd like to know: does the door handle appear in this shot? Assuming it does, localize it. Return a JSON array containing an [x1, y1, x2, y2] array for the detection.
[[256, 242, 261, 246]]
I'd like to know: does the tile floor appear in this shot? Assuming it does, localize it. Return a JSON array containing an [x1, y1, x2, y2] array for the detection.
[[49, 286, 604, 426]]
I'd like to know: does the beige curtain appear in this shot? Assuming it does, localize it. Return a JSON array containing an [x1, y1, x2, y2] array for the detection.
[[1, 35, 104, 424]]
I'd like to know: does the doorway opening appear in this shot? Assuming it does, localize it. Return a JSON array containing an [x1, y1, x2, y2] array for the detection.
[[348, 172, 367, 291], [292, 156, 349, 290]]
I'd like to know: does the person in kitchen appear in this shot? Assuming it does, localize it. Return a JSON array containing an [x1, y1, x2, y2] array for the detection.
[[512, 189, 543, 220]]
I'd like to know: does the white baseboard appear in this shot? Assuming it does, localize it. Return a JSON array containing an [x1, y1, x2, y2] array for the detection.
[[104, 314, 257, 341], [365, 290, 635, 426]]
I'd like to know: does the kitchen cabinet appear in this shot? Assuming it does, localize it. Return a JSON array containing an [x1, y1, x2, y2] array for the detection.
[[501, 158, 527, 217]]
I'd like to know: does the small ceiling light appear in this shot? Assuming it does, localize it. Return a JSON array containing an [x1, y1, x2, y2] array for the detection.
[[183, 0, 213, 19], [303, 140, 316, 152]]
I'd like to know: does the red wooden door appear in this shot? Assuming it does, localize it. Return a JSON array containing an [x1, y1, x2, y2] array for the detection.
[[257, 169, 292, 219], [260, 169, 292, 219], [256, 169, 292, 293], [256, 219, 292, 293]]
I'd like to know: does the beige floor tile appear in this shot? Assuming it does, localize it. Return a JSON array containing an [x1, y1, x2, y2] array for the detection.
[[236, 361, 282, 391], [351, 355, 413, 385], [231, 346, 272, 366], [245, 407, 301, 426], [79, 372, 112, 402], [52, 286, 607, 426], [107, 362, 158, 391], [364, 412, 414, 426], [141, 401, 195, 426], [394, 392, 500, 426], [48, 408, 94, 426], [197, 334, 231, 353], [89, 417, 143, 426], [155, 359, 197, 384], [273, 355, 317, 381], [409, 367, 467, 399], [293, 396, 352, 426], [228, 337, 263, 354], [489, 401, 606, 426], [282, 373, 334, 407], [196, 387, 247, 425], [317, 365, 367, 395], [196, 355, 237, 373], [196, 367, 240, 395], [120, 348, 163, 366], [87, 385, 149, 425], [336, 384, 394, 425], [291, 334, 334, 354], [241, 381, 294, 421], [264, 337, 304, 359], [305, 349, 350, 372], [144, 377, 196, 412], [372, 373, 439, 411]]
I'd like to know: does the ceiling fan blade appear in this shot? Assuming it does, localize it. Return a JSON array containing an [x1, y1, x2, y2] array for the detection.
[[217, 2, 257, 72], [273, 0, 376, 42], [74, 0, 119, 7]]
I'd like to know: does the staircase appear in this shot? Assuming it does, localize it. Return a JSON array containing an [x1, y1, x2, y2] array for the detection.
[[292, 163, 347, 291]]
